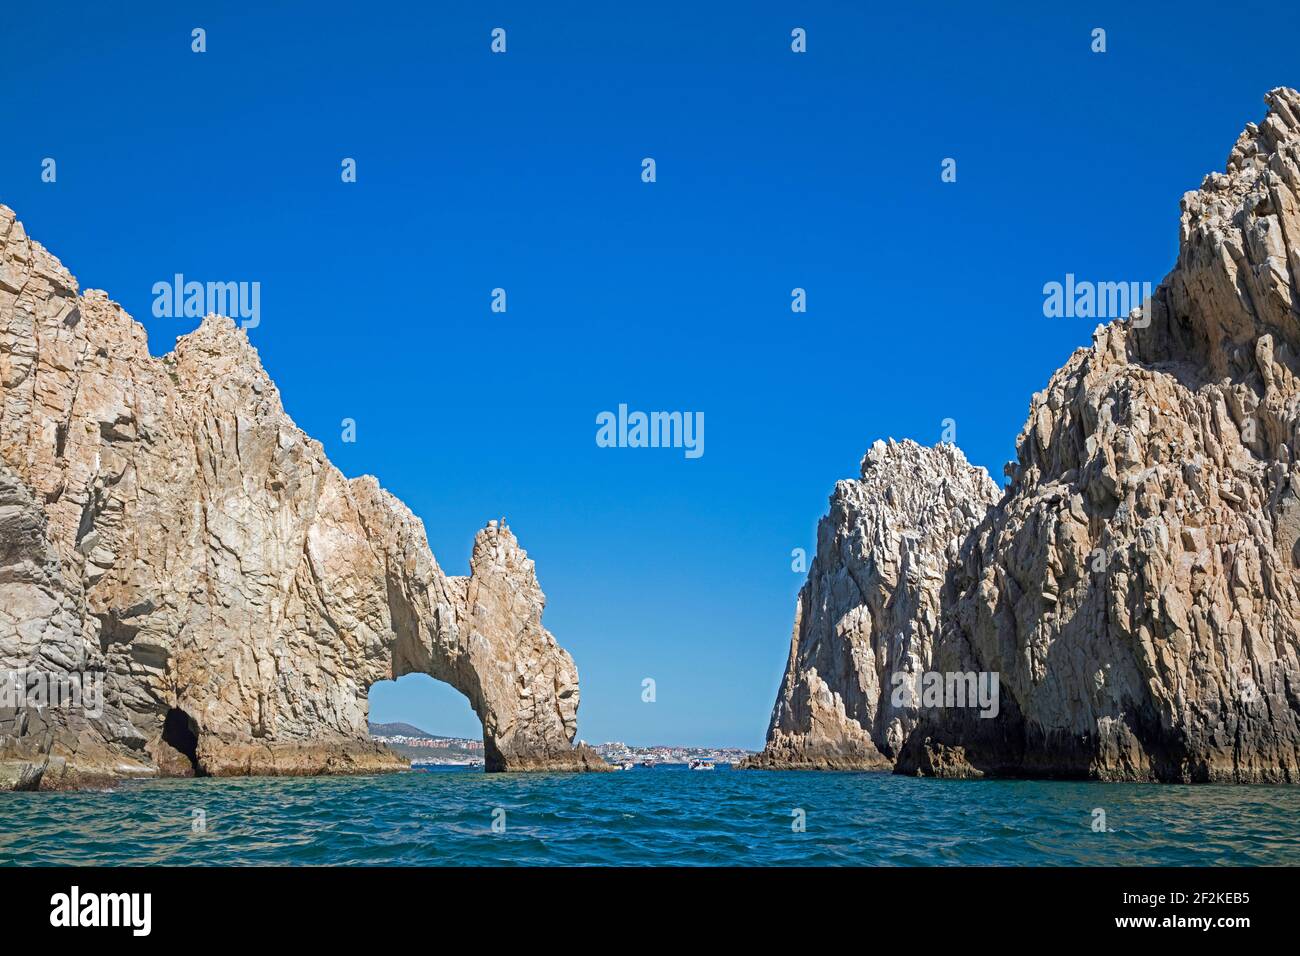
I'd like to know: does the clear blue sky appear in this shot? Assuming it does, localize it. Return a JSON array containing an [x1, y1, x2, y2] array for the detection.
[[2, 2, 1295, 747]]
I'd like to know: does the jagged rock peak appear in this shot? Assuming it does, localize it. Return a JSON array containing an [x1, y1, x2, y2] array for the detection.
[[1223, 87, 1300, 175], [741, 440, 999, 770], [1137, 86, 1300, 378], [857, 437, 999, 517]]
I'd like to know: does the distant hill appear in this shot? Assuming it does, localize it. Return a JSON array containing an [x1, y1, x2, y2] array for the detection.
[[368, 721, 446, 740]]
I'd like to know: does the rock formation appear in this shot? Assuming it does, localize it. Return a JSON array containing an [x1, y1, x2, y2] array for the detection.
[[747, 88, 1300, 783], [0, 205, 606, 789], [741, 440, 998, 770]]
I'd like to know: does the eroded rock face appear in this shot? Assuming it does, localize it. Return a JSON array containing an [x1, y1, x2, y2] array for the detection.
[[752, 88, 1300, 782], [740, 440, 998, 770], [0, 206, 604, 788]]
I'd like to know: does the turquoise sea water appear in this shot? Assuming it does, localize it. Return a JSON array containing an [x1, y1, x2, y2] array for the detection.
[[2, 766, 1298, 866]]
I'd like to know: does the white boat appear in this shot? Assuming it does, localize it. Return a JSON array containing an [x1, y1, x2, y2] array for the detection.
[[620, 760, 635, 770], [688, 759, 715, 770]]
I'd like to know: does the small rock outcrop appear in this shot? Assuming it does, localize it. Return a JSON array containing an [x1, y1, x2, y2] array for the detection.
[[750, 88, 1300, 782], [0, 206, 606, 789]]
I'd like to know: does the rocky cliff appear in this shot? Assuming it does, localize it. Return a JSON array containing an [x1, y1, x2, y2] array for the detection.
[[0, 206, 605, 789], [741, 439, 998, 770], [746, 88, 1300, 783]]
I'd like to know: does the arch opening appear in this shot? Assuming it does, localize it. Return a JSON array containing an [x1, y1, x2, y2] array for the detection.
[[366, 673, 487, 769]]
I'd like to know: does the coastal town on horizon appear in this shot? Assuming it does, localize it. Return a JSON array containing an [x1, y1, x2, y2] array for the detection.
[[368, 722, 753, 768]]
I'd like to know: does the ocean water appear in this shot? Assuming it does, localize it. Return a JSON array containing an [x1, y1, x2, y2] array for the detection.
[[1, 765, 1297, 866]]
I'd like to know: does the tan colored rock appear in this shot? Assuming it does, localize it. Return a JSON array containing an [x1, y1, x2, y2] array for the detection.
[[0, 205, 606, 789], [754, 89, 1300, 783], [741, 439, 998, 770]]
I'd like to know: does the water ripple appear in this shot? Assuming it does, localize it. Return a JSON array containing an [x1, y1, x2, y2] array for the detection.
[[1, 767, 1298, 866]]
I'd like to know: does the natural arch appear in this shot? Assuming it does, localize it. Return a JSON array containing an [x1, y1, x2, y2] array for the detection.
[[0, 209, 609, 787], [366, 518, 607, 773]]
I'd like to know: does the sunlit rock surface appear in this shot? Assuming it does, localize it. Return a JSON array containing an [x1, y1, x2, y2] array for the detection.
[[750, 89, 1300, 782], [0, 206, 605, 789]]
